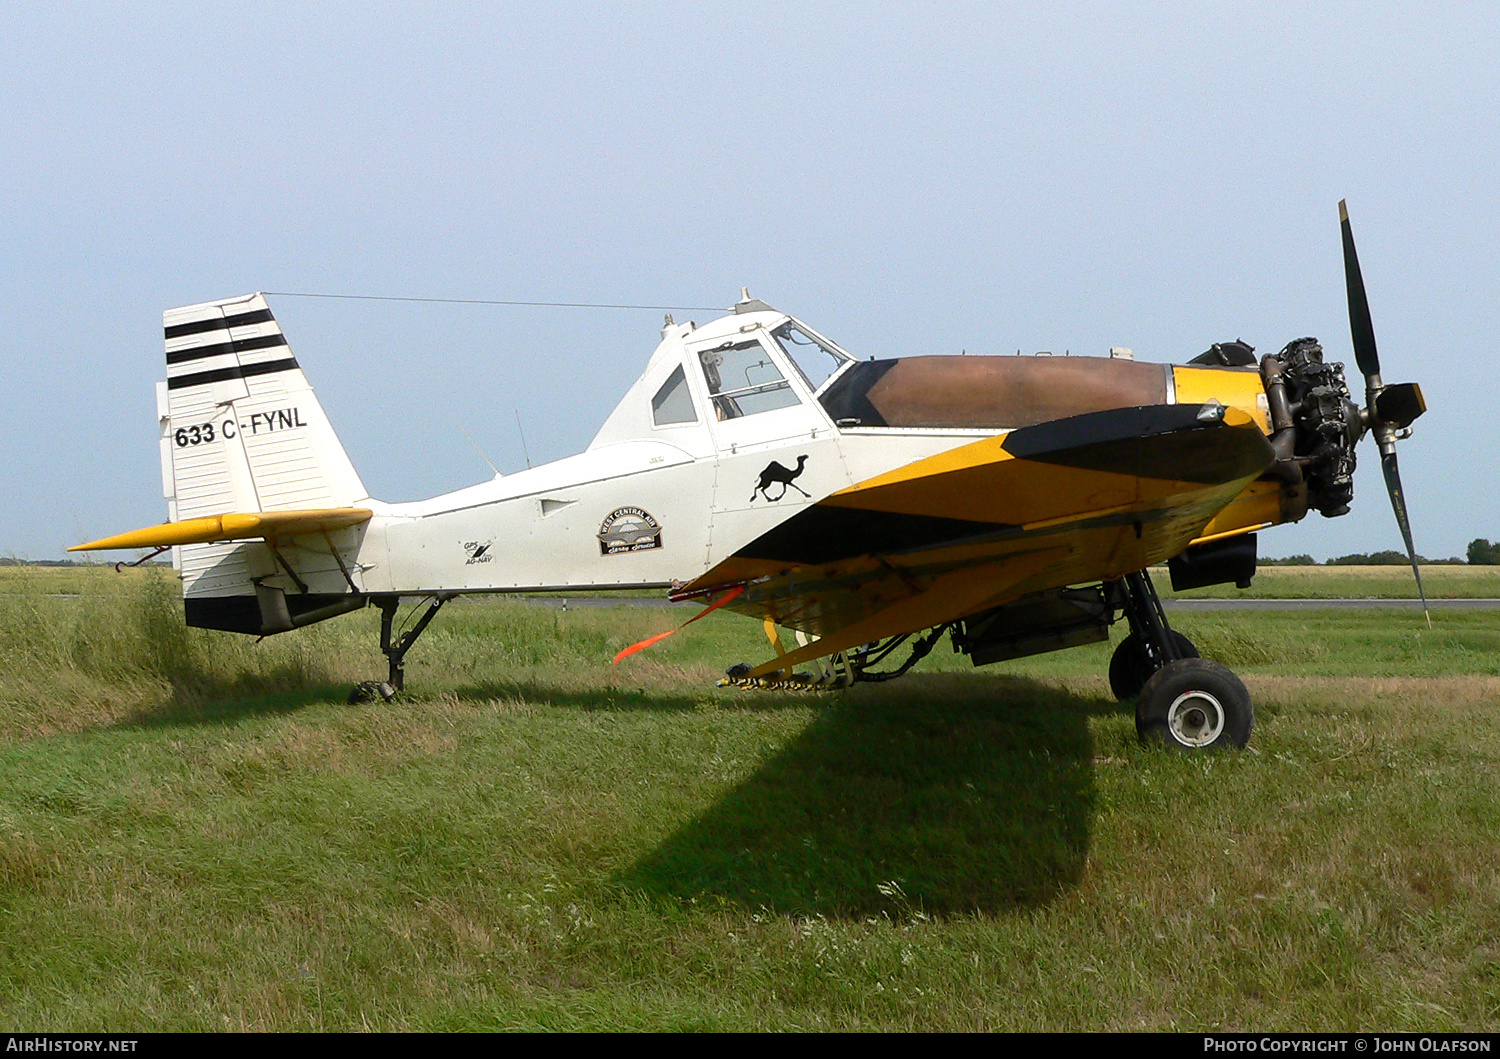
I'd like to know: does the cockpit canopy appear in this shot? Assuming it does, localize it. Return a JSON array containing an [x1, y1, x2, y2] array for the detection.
[[590, 306, 855, 452], [592, 297, 1176, 455], [690, 321, 852, 422]]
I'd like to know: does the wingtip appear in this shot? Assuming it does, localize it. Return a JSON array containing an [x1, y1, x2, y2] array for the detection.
[[1338, 199, 1349, 223]]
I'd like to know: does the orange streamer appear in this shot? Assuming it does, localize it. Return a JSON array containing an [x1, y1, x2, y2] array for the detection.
[[612, 585, 747, 669]]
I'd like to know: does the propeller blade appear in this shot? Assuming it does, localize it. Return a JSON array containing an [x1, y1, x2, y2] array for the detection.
[[1380, 448, 1431, 628], [1340, 199, 1382, 381]]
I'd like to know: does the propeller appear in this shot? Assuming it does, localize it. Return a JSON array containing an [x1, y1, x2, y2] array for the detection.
[[1339, 199, 1430, 625]]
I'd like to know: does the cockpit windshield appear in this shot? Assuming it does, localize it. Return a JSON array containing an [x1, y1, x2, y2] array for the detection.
[[772, 321, 853, 392]]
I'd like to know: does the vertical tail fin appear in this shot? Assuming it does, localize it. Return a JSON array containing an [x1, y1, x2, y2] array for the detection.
[[160, 294, 372, 628], [161, 293, 367, 518]]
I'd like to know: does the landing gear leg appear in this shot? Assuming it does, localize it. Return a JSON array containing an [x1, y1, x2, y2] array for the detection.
[[1107, 569, 1252, 750], [349, 594, 452, 704], [1107, 570, 1198, 701]]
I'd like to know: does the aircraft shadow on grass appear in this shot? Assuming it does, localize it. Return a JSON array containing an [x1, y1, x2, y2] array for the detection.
[[117, 669, 347, 731], [112, 665, 1113, 915], [600, 671, 1113, 917]]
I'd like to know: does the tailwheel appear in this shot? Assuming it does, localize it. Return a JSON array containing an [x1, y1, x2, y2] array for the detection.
[[348, 681, 397, 705], [1108, 631, 1199, 701], [1135, 658, 1252, 750]]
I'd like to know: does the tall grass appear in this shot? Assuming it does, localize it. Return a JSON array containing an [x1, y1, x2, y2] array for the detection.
[[0, 569, 348, 737], [3, 568, 1500, 1029]]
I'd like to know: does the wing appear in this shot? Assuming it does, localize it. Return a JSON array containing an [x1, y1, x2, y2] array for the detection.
[[677, 403, 1276, 677]]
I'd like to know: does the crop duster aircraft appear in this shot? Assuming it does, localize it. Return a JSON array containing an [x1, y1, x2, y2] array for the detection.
[[74, 204, 1427, 751]]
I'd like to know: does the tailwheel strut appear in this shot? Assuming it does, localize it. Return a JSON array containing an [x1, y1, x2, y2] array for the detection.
[[349, 594, 453, 704]]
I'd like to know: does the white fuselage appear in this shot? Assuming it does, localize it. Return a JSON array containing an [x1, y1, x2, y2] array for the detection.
[[348, 309, 988, 595]]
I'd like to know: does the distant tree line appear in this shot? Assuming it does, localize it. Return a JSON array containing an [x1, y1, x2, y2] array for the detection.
[[1324, 550, 1460, 566], [1259, 539, 1500, 565]]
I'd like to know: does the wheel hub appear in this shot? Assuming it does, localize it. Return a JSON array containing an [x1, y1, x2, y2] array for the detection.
[[1166, 690, 1226, 747]]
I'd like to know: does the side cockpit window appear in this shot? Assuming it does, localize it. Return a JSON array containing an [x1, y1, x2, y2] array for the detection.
[[651, 365, 698, 426], [698, 342, 800, 420]]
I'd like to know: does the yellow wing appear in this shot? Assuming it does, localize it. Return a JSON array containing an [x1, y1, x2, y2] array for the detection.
[[677, 403, 1279, 677]]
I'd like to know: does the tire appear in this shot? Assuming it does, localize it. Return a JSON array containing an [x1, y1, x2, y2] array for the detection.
[[1108, 631, 1199, 701], [1135, 658, 1252, 750]]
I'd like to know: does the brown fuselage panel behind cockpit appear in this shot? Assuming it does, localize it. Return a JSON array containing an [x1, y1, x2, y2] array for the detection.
[[818, 355, 1170, 430]]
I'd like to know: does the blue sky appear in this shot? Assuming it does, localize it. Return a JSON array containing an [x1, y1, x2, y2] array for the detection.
[[3, 2, 1496, 560]]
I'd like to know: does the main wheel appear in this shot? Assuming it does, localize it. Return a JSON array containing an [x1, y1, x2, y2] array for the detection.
[[1108, 631, 1199, 701], [1135, 658, 1252, 750]]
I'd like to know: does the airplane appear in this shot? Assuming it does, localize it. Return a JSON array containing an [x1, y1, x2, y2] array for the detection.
[[73, 203, 1427, 752]]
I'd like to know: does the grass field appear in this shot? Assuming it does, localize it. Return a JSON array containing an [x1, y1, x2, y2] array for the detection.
[[2, 567, 1499, 1030]]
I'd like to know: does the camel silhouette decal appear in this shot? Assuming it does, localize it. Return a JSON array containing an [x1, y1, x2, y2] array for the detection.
[[751, 455, 811, 503]]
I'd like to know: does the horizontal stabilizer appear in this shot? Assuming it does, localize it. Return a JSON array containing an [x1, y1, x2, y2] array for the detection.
[[70, 508, 373, 552]]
